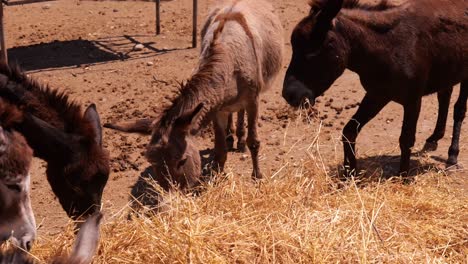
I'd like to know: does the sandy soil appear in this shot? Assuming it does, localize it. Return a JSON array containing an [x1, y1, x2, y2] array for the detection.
[[2, 0, 466, 237]]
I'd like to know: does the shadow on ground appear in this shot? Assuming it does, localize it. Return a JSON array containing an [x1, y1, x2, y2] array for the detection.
[[8, 35, 188, 71], [329, 153, 445, 187]]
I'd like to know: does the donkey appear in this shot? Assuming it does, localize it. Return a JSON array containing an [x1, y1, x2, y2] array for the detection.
[[106, 0, 283, 188], [0, 117, 35, 251], [282, 0, 467, 175], [0, 212, 103, 264], [0, 63, 110, 219]]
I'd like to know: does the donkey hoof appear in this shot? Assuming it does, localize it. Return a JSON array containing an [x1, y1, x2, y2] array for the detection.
[[340, 166, 357, 179], [252, 171, 263, 180], [422, 141, 438, 152], [226, 135, 235, 150], [446, 157, 461, 169], [237, 142, 247, 152]]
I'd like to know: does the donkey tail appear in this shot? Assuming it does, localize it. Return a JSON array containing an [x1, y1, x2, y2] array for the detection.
[[104, 118, 154, 135]]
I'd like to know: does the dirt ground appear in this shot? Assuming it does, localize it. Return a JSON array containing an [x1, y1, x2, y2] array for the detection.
[[3, 0, 466, 237]]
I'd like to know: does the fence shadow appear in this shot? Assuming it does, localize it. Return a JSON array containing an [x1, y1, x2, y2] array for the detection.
[[8, 35, 189, 71]]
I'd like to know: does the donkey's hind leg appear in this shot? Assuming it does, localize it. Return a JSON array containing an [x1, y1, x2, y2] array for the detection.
[[213, 112, 230, 173], [447, 82, 467, 166], [246, 100, 263, 180], [236, 110, 247, 152], [424, 87, 453, 151], [226, 113, 235, 150]]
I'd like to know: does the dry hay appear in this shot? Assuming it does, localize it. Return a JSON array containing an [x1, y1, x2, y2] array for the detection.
[[23, 159, 467, 264]]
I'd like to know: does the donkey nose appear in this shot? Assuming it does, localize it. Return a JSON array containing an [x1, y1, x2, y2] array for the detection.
[[282, 76, 315, 107], [19, 233, 35, 251], [23, 240, 32, 251]]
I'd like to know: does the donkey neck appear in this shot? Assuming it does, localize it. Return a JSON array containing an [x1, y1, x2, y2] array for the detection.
[[336, 6, 405, 74]]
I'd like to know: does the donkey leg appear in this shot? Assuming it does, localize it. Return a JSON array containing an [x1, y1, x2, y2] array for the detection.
[[246, 101, 263, 180], [226, 113, 235, 150], [213, 112, 230, 173], [342, 94, 389, 176], [447, 82, 467, 166], [424, 87, 453, 151], [236, 110, 247, 152], [399, 98, 422, 175]]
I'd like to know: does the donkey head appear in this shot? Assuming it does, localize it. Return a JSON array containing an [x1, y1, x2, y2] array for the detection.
[[283, 0, 348, 107], [0, 127, 36, 251], [146, 104, 203, 190], [22, 105, 109, 219]]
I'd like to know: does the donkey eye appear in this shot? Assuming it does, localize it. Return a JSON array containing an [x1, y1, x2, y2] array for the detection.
[[306, 51, 320, 59], [177, 158, 187, 169], [6, 184, 21, 193]]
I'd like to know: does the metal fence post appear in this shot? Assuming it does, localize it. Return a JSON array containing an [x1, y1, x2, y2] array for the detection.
[[0, 2, 7, 63], [156, 0, 160, 35], [192, 0, 197, 48]]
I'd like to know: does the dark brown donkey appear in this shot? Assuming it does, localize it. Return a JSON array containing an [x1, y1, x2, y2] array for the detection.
[[0, 63, 109, 218], [106, 0, 283, 189], [282, 0, 467, 175], [0, 103, 35, 250]]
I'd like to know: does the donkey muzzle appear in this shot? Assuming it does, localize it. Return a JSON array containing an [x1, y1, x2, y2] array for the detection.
[[282, 75, 315, 108]]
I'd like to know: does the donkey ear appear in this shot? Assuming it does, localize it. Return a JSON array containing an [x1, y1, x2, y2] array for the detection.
[[0, 126, 8, 154], [174, 103, 204, 134], [315, 0, 343, 24], [84, 104, 103, 146], [69, 212, 103, 264], [21, 114, 72, 159]]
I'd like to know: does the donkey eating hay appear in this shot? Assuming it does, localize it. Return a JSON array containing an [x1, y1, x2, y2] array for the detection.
[[283, 0, 467, 175], [106, 0, 283, 188]]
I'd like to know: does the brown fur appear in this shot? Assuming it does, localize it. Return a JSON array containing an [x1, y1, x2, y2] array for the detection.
[[0, 62, 109, 218], [0, 130, 32, 182], [283, 0, 467, 175]]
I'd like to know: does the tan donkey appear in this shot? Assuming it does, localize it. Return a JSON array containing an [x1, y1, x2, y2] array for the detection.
[[106, 0, 284, 189]]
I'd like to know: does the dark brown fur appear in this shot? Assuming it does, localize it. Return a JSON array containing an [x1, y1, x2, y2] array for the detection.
[[283, 0, 467, 175]]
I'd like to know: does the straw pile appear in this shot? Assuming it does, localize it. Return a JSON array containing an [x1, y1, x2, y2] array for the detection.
[[27, 161, 466, 263]]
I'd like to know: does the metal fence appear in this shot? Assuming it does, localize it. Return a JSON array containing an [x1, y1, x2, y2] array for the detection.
[[0, 0, 198, 63]]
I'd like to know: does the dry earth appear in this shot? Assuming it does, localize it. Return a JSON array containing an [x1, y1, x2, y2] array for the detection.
[[2, 0, 466, 241]]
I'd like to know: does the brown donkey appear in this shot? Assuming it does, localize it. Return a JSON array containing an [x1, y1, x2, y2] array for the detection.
[[282, 0, 467, 175], [106, 0, 283, 188], [0, 103, 35, 251], [0, 63, 109, 218]]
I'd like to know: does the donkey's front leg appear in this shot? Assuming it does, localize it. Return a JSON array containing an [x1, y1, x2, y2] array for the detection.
[[424, 87, 453, 151], [246, 100, 263, 180], [342, 94, 388, 177], [213, 112, 230, 173], [399, 98, 422, 175]]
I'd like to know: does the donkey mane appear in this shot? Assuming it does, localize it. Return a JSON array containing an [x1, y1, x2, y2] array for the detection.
[[0, 63, 97, 143], [309, 0, 395, 11], [154, 43, 229, 137]]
